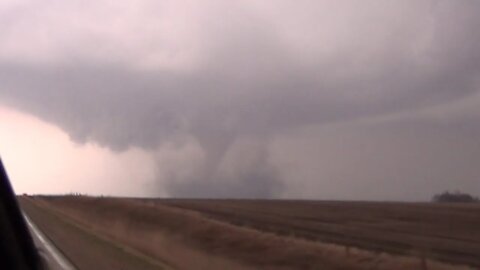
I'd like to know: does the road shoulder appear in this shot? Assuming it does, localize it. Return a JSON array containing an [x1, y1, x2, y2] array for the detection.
[[20, 197, 170, 270]]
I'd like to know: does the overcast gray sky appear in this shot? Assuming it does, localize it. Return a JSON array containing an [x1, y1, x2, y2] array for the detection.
[[1, 0, 479, 200]]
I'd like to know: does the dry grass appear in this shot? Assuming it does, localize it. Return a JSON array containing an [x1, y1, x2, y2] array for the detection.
[[28, 196, 474, 270], [28, 197, 250, 270], [160, 199, 480, 267]]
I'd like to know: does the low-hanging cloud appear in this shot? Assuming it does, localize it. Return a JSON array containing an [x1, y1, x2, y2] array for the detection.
[[1, 0, 480, 199]]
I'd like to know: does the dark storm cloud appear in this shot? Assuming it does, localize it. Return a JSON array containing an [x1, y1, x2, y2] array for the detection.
[[0, 0, 480, 198], [272, 111, 480, 201]]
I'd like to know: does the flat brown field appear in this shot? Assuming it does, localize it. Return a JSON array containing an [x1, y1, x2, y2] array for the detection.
[[158, 199, 480, 267], [23, 196, 479, 270]]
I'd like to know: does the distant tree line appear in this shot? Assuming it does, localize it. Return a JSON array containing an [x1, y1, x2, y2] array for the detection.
[[432, 191, 479, 203]]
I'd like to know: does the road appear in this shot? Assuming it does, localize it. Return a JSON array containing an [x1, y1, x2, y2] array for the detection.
[[24, 214, 76, 270], [20, 197, 168, 270]]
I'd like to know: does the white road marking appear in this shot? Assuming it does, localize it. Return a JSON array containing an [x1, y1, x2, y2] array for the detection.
[[23, 214, 76, 270]]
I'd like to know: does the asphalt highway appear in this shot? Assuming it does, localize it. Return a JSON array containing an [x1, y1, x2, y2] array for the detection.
[[24, 214, 76, 270]]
